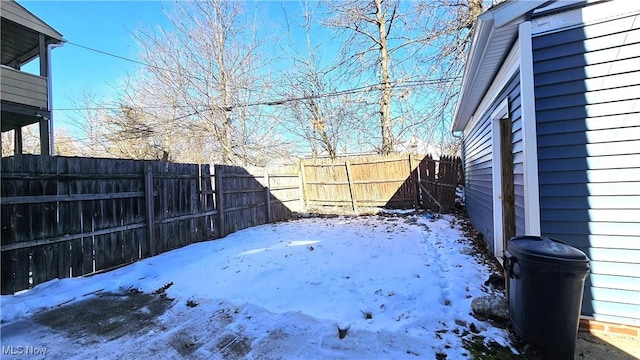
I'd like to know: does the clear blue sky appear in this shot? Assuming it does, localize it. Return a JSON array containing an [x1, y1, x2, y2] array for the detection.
[[18, 1, 175, 128], [17, 1, 312, 133], [16, 0, 438, 151]]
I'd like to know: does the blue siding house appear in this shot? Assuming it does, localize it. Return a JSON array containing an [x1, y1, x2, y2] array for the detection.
[[452, 0, 640, 328]]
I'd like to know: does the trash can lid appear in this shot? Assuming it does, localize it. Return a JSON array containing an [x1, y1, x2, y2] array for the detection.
[[507, 236, 590, 265]]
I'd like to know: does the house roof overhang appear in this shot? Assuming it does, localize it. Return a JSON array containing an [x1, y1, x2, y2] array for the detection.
[[451, 0, 550, 132], [0, 0, 63, 67]]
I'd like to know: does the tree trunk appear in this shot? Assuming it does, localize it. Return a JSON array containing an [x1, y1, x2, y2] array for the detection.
[[309, 98, 336, 159], [467, 0, 484, 29], [218, 49, 233, 165], [375, 0, 393, 155]]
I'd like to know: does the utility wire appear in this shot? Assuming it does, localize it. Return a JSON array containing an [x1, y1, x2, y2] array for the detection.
[[66, 41, 185, 78], [61, 41, 460, 112], [52, 77, 460, 112]]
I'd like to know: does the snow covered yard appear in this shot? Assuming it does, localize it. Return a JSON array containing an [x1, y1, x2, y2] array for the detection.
[[1, 212, 514, 359]]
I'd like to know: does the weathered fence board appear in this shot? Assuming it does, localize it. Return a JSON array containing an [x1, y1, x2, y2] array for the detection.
[[1, 153, 459, 295], [1, 155, 301, 294], [301, 153, 461, 212], [419, 155, 461, 212], [248, 165, 304, 224]]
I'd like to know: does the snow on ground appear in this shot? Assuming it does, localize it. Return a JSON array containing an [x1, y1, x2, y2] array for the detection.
[[1, 213, 511, 359]]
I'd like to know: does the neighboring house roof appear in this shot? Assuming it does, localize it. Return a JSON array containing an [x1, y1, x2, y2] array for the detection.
[[451, 0, 558, 132], [0, 0, 64, 67]]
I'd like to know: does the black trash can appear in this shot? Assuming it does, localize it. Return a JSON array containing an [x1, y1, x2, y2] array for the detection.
[[504, 235, 590, 360]]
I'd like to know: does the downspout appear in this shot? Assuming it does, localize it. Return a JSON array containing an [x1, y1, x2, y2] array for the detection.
[[46, 40, 66, 156]]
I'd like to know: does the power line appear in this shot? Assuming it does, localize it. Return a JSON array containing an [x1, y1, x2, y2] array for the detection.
[[62, 40, 460, 112], [51, 78, 459, 146], [52, 77, 460, 112], [52, 109, 203, 145], [66, 41, 185, 78], [66, 41, 272, 92], [52, 76, 457, 145], [58, 40, 463, 145]]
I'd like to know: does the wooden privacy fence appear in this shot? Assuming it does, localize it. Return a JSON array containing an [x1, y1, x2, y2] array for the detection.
[[300, 154, 461, 212], [1, 153, 459, 294], [0, 155, 301, 294], [216, 165, 304, 235], [418, 155, 462, 213]]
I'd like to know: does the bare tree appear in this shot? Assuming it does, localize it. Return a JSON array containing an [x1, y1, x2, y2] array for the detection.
[[323, 0, 485, 154], [53, 128, 84, 157], [1, 130, 19, 156], [3, 96, 107, 158], [1, 131, 15, 157], [411, 0, 484, 146], [1, 123, 42, 156], [126, 0, 288, 166], [55, 0, 486, 162], [99, 103, 169, 160], [65, 90, 111, 157], [323, 0, 410, 154], [277, 0, 365, 158]]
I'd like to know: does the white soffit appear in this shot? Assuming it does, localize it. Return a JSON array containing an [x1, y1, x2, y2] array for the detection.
[[451, 0, 547, 132]]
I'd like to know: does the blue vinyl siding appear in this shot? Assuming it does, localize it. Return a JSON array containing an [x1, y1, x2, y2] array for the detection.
[[463, 73, 525, 252], [533, 12, 640, 326], [462, 109, 494, 249]]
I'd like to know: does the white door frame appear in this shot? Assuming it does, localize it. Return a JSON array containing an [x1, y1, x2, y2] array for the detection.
[[519, 21, 542, 236], [491, 98, 510, 262]]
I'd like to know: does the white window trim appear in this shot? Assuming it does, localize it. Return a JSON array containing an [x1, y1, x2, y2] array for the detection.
[[491, 98, 510, 261], [519, 21, 541, 236]]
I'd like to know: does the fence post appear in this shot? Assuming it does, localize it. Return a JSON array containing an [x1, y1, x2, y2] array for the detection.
[[144, 163, 156, 256], [214, 165, 226, 237], [264, 171, 271, 223], [409, 154, 420, 210], [344, 160, 358, 213], [299, 160, 308, 210]]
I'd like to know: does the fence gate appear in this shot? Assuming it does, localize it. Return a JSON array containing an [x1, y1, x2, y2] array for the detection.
[[417, 155, 461, 213]]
